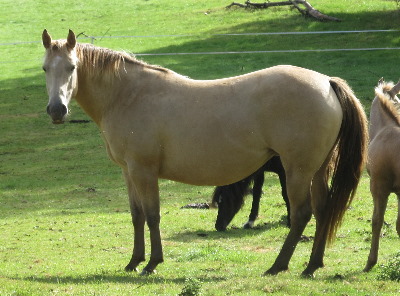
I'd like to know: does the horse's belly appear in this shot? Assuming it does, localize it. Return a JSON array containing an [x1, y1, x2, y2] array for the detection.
[[158, 143, 274, 186]]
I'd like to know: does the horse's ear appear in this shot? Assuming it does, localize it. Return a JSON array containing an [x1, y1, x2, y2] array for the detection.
[[388, 79, 400, 98], [378, 77, 384, 86], [42, 29, 52, 49], [66, 29, 76, 51]]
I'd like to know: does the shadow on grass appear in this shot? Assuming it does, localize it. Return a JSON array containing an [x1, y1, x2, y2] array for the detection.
[[324, 268, 367, 282], [166, 214, 289, 242], [12, 271, 226, 285]]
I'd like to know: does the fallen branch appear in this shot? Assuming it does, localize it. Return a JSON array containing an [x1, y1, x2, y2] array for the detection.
[[290, 0, 341, 22], [227, 0, 341, 22], [227, 1, 294, 9]]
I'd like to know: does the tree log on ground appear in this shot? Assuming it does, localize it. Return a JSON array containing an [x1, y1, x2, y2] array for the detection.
[[227, 0, 341, 22]]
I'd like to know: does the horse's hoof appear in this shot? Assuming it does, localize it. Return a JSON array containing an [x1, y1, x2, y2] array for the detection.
[[264, 266, 287, 276], [215, 225, 227, 232], [263, 270, 278, 276], [363, 258, 377, 272], [301, 264, 321, 278], [363, 264, 373, 273], [300, 271, 315, 279], [243, 221, 254, 229], [140, 269, 156, 276], [125, 265, 139, 272]]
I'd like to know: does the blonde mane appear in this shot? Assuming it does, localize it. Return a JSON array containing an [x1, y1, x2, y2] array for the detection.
[[75, 43, 169, 76], [375, 81, 400, 126], [46, 39, 168, 77]]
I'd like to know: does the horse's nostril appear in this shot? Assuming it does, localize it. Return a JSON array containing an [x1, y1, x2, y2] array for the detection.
[[46, 105, 50, 115]]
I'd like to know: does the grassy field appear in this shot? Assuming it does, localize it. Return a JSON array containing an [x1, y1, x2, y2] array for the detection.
[[1, 0, 400, 295]]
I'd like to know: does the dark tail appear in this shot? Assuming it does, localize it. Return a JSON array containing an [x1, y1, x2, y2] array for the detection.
[[324, 77, 368, 244]]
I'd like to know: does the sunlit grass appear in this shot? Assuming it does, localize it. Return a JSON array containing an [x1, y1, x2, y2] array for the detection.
[[1, 0, 400, 295]]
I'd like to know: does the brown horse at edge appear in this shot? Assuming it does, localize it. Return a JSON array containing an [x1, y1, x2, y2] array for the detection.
[[364, 79, 400, 272]]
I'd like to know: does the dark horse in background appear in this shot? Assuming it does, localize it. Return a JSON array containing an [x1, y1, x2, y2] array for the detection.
[[212, 156, 290, 231]]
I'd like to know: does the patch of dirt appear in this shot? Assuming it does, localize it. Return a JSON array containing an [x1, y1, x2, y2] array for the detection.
[[299, 235, 314, 242], [181, 203, 210, 209]]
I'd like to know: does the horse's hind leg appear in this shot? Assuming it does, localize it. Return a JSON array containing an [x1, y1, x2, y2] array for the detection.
[[302, 161, 330, 276], [265, 170, 313, 275], [244, 171, 264, 229], [364, 179, 390, 272], [397, 194, 400, 237]]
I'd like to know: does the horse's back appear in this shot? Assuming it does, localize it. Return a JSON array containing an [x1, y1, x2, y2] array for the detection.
[[156, 66, 342, 184]]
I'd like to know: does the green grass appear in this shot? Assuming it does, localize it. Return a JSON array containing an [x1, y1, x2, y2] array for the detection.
[[1, 0, 400, 295]]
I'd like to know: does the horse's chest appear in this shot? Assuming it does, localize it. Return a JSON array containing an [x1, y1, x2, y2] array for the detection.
[[100, 124, 161, 169], [101, 133, 126, 167]]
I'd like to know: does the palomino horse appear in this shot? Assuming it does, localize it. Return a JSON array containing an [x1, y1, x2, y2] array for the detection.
[[364, 79, 400, 272], [212, 156, 291, 231], [42, 30, 368, 277]]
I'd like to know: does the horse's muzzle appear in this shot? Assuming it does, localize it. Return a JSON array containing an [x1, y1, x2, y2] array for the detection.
[[47, 101, 67, 124]]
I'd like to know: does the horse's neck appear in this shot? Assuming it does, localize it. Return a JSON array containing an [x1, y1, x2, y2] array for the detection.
[[369, 97, 398, 141], [74, 67, 138, 126]]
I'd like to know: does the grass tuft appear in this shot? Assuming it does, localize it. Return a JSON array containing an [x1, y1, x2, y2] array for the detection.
[[377, 252, 400, 281], [179, 277, 203, 296]]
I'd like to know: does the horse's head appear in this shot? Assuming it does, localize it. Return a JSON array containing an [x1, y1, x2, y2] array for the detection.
[[215, 195, 236, 232], [42, 29, 78, 124], [213, 186, 245, 231]]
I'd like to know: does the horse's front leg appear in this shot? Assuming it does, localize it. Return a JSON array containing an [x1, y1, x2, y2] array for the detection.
[[142, 195, 163, 275], [269, 157, 290, 227], [244, 172, 264, 229], [124, 167, 163, 275], [123, 170, 146, 272], [364, 180, 389, 272], [277, 168, 290, 227]]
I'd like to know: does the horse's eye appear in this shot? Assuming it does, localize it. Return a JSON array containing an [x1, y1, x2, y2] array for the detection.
[[70, 65, 76, 72]]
